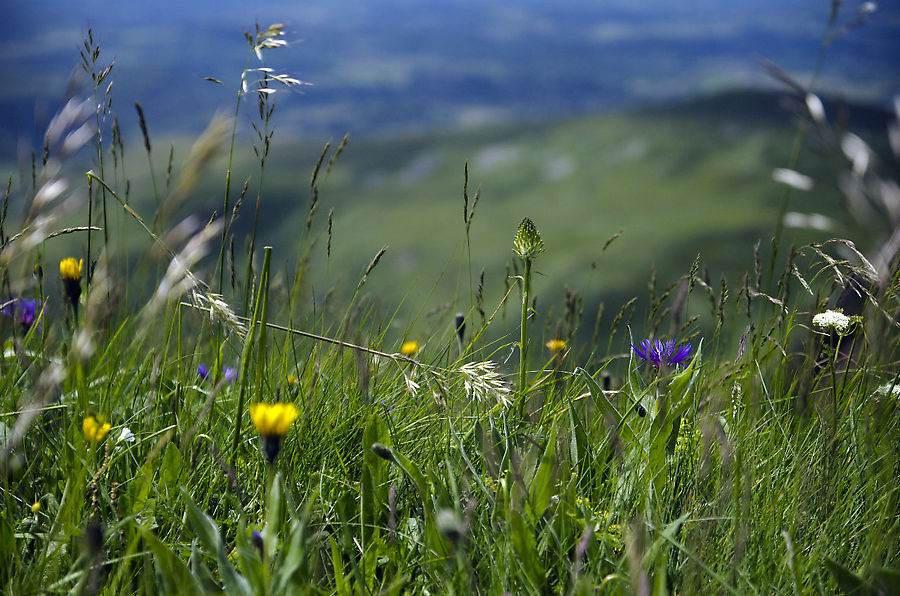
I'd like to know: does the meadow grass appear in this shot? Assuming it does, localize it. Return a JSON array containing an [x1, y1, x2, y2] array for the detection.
[[1, 19, 899, 596]]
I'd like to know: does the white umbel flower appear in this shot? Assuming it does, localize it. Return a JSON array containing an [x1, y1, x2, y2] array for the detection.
[[812, 310, 853, 333]]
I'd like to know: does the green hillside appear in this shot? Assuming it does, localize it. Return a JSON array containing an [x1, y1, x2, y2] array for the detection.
[[205, 91, 882, 343], [5, 90, 886, 346]]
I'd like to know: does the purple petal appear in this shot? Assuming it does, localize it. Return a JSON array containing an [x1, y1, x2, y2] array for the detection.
[[631, 341, 649, 360], [669, 343, 693, 366]]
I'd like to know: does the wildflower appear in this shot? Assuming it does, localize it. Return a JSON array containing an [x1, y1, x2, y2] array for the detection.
[[198, 364, 237, 384], [18, 299, 39, 329], [59, 257, 83, 281], [400, 341, 419, 356], [812, 309, 854, 333], [249, 402, 299, 463], [546, 339, 567, 353], [286, 374, 298, 386], [632, 338, 692, 370], [513, 217, 544, 260], [117, 427, 135, 444], [251, 529, 264, 558], [31, 501, 41, 514], [59, 257, 83, 316], [83, 416, 111, 442], [2, 298, 42, 331]]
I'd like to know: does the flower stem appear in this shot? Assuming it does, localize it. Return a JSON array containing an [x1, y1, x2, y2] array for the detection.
[[518, 257, 531, 419]]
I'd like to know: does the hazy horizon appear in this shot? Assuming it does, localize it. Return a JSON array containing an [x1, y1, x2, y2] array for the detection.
[[2, 0, 898, 155]]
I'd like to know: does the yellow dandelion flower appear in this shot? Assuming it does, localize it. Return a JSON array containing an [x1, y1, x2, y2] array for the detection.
[[249, 402, 299, 437], [400, 341, 419, 356], [59, 257, 83, 281], [60, 257, 84, 316], [546, 339, 567, 352], [249, 402, 299, 463], [83, 416, 111, 442]]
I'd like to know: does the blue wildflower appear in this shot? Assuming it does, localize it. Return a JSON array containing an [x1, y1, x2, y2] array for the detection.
[[2, 298, 42, 331], [198, 364, 238, 384], [632, 338, 692, 370]]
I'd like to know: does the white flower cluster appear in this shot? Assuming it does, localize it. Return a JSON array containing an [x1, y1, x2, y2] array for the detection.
[[117, 427, 135, 444], [812, 309, 853, 333]]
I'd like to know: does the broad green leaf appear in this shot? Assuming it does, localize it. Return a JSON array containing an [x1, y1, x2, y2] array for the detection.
[[190, 539, 223, 594], [182, 489, 251, 596], [528, 422, 557, 522], [160, 443, 183, 501], [648, 342, 703, 494], [824, 557, 868, 595], [231, 525, 265, 594], [362, 415, 390, 547], [871, 568, 900, 594], [264, 472, 284, 565], [371, 442, 448, 559], [578, 367, 638, 447], [142, 530, 206, 595], [330, 536, 349, 596], [508, 508, 544, 590], [272, 520, 307, 594], [567, 392, 592, 479]]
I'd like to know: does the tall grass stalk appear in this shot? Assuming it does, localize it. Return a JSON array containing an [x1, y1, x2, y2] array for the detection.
[[513, 217, 543, 416], [231, 245, 272, 463]]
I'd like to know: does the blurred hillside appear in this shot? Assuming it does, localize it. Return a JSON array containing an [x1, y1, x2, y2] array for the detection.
[[185, 90, 894, 342]]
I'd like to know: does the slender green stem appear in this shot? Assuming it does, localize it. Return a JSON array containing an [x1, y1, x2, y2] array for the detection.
[[216, 52, 253, 294], [518, 257, 532, 418], [86, 175, 93, 288]]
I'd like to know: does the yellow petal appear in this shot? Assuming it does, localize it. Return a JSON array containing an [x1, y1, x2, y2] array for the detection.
[[250, 402, 299, 437]]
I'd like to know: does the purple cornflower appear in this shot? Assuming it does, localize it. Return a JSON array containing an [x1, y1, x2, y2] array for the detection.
[[198, 364, 238, 384], [2, 298, 42, 331], [632, 338, 692, 370]]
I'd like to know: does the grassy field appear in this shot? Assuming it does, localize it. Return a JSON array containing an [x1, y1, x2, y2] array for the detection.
[[145, 88, 890, 353], [1, 23, 899, 595]]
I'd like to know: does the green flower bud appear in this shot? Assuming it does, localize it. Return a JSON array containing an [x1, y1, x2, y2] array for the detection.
[[513, 217, 544, 260]]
